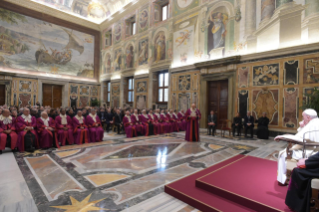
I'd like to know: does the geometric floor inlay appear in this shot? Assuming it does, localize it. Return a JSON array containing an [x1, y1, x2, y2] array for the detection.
[[85, 173, 130, 187]]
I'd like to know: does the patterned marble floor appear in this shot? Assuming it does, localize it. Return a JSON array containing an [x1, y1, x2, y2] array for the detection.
[[0, 131, 288, 212]]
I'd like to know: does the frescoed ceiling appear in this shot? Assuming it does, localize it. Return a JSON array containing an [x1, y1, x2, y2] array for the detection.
[[29, 0, 133, 24]]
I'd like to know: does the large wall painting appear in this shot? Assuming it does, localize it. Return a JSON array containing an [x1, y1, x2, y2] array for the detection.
[[103, 52, 112, 74], [173, 0, 199, 16], [125, 44, 134, 69], [138, 38, 149, 66], [173, 25, 194, 67], [153, 31, 166, 62], [207, 12, 228, 57], [138, 5, 149, 33], [114, 48, 122, 71], [252, 64, 279, 86], [0, 8, 95, 78]]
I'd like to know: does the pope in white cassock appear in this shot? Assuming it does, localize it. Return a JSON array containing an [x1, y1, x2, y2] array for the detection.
[[275, 109, 319, 185]]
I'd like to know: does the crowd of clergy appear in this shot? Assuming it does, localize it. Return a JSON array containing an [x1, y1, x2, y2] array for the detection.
[[0, 103, 200, 153]]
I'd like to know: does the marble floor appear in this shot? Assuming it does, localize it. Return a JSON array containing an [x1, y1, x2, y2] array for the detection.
[[0, 131, 288, 212]]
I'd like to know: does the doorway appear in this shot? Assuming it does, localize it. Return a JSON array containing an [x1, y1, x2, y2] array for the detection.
[[0, 85, 5, 105], [207, 80, 228, 128], [42, 84, 62, 108]]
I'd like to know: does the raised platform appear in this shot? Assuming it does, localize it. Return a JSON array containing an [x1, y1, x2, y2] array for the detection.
[[165, 155, 290, 212]]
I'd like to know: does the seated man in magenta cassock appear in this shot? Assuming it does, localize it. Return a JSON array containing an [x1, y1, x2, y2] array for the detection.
[[167, 109, 179, 132], [178, 110, 187, 131], [185, 103, 201, 142], [123, 111, 137, 138], [140, 109, 154, 136], [86, 108, 104, 142], [161, 110, 172, 133], [55, 108, 74, 146], [72, 110, 89, 144], [37, 111, 59, 149], [148, 109, 160, 135], [131, 109, 144, 136], [0, 109, 18, 154], [16, 108, 39, 152]]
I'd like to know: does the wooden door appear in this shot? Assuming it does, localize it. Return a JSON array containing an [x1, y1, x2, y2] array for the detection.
[[53, 86, 62, 108], [0, 85, 5, 105], [207, 80, 228, 129], [42, 84, 62, 108]]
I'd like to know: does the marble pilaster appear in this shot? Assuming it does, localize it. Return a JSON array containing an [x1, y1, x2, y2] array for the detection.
[[302, 0, 319, 43], [245, 0, 257, 52], [276, 0, 293, 8]]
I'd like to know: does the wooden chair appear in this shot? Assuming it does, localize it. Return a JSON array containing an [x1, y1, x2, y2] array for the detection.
[[220, 119, 232, 137]]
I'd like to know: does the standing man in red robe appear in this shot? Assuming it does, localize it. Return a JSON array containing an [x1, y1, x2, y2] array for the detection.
[[178, 110, 187, 131], [86, 108, 104, 142], [148, 109, 160, 135], [123, 110, 137, 138], [37, 111, 60, 149], [16, 108, 39, 152], [73, 110, 89, 144], [160, 109, 172, 133], [131, 109, 144, 136], [56, 108, 74, 146], [185, 103, 201, 142], [0, 109, 18, 154], [167, 109, 179, 132]]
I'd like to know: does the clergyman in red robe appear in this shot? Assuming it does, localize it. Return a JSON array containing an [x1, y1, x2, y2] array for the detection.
[[123, 111, 137, 138], [72, 110, 89, 144], [37, 111, 60, 149], [148, 109, 161, 135], [167, 109, 179, 132], [131, 109, 144, 136], [86, 109, 104, 142], [0, 109, 18, 154], [55, 108, 74, 146], [16, 108, 39, 152], [185, 103, 201, 142], [160, 110, 172, 133], [173, 110, 184, 131], [140, 109, 154, 136], [177, 110, 187, 131]]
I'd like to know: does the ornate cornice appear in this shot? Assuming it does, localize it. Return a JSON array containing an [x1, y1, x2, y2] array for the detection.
[[194, 56, 241, 69], [3, 0, 100, 31]]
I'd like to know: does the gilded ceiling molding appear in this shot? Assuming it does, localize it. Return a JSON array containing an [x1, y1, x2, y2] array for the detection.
[[3, 0, 100, 31]]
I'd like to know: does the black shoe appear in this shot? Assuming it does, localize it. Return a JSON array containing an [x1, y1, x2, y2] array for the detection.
[[212, 134, 214, 136], [0, 150, 2, 154]]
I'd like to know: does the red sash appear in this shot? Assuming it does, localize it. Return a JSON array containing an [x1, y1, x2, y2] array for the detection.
[[74, 124, 88, 144]]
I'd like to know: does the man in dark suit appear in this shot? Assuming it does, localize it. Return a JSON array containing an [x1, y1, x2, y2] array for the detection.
[[98, 107, 107, 131], [244, 111, 254, 138], [105, 108, 114, 133], [232, 112, 242, 136], [114, 109, 123, 134], [208, 110, 217, 136]]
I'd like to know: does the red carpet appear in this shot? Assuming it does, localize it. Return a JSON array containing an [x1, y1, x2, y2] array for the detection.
[[165, 155, 255, 212], [196, 156, 290, 212]]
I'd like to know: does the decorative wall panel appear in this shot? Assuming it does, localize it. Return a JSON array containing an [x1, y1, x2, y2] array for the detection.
[[170, 70, 200, 111], [134, 78, 148, 109], [252, 64, 279, 86], [111, 82, 120, 108], [238, 67, 249, 88], [284, 60, 299, 85], [283, 88, 299, 128], [304, 58, 319, 84], [68, 83, 100, 107], [252, 89, 279, 126], [11, 77, 38, 107]]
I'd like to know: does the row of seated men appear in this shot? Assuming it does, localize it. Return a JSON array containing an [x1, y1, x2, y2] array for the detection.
[[0, 107, 104, 153], [112, 109, 187, 138], [207, 110, 270, 139]]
